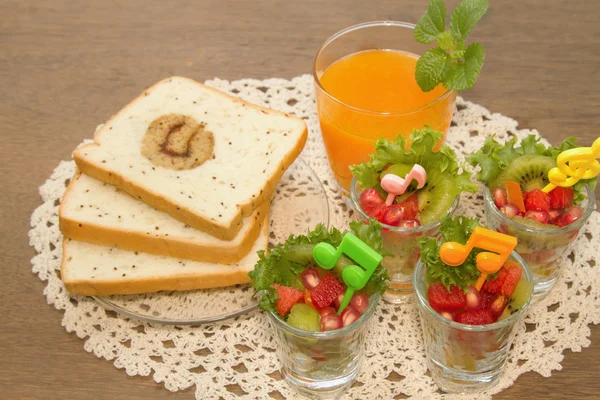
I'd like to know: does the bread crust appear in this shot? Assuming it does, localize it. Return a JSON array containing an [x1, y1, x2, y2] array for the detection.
[[59, 173, 270, 264], [73, 76, 307, 240]]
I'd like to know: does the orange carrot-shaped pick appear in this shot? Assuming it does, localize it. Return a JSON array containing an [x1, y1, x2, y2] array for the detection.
[[505, 181, 526, 213]]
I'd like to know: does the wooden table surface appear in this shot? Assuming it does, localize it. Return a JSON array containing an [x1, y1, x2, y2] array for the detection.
[[2, 0, 599, 398]]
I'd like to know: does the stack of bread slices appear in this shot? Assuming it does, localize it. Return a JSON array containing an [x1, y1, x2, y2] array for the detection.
[[59, 77, 307, 296]]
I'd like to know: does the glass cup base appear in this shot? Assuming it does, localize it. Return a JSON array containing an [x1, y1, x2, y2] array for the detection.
[[428, 358, 502, 394], [281, 366, 357, 399]]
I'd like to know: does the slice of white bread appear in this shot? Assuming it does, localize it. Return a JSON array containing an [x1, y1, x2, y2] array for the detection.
[[59, 172, 268, 264], [73, 76, 307, 240], [61, 221, 268, 296]]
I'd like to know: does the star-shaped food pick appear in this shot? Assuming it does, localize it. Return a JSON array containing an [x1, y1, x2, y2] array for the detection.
[[542, 137, 600, 193], [312, 233, 383, 314], [439, 227, 517, 291]]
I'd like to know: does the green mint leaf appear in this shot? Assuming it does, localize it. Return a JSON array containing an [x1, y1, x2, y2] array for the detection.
[[443, 42, 484, 91], [416, 48, 451, 92], [450, 40, 467, 59], [450, 0, 489, 40], [414, 0, 447, 44], [437, 30, 455, 51]]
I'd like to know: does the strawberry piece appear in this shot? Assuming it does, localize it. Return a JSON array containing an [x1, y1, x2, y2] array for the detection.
[[483, 267, 508, 294], [273, 284, 305, 317], [427, 283, 467, 313], [549, 187, 574, 209], [480, 290, 497, 310], [310, 274, 345, 310], [455, 309, 494, 325], [524, 189, 550, 212], [501, 264, 522, 297]]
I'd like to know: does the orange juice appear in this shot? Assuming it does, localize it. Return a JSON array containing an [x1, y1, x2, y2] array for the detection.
[[315, 49, 456, 191]]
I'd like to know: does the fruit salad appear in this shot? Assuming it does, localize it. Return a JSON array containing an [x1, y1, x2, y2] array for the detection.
[[414, 216, 534, 392], [349, 127, 477, 300], [469, 135, 597, 296]]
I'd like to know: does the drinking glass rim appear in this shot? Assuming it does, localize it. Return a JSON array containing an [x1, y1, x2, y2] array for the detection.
[[349, 176, 460, 233], [266, 292, 380, 339], [483, 185, 596, 235], [413, 251, 534, 332], [312, 20, 455, 117]]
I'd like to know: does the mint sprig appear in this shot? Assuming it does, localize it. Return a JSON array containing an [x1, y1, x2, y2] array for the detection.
[[414, 0, 489, 92]]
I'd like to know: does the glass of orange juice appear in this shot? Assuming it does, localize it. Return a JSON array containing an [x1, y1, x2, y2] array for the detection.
[[313, 21, 457, 196]]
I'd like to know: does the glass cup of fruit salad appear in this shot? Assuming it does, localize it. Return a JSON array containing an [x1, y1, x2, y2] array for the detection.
[[313, 21, 457, 196], [414, 216, 534, 393], [349, 128, 477, 303], [470, 135, 598, 298], [249, 222, 389, 398]]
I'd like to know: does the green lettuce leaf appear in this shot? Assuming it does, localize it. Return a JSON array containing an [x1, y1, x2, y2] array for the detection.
[[468, 134, 597, 204], [418, 215, 481, 290], [249, 221, 390, 312], [350, 126, 477, 197]]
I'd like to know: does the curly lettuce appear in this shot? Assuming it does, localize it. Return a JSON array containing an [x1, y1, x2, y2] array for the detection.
[[249, 220, 390, 313], [468, 134, 597, 204]]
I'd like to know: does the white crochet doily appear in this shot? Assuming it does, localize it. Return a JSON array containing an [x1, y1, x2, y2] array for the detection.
[[29, 74, 600, 399]]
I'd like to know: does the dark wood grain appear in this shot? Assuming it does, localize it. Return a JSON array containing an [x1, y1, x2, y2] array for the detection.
[[1, 0, 599, 398]]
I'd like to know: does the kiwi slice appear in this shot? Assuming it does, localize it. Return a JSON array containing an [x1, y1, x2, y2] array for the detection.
[[380, 163, 419, 192], [415, 170, 458, 225], [489, 155, 556, 191]]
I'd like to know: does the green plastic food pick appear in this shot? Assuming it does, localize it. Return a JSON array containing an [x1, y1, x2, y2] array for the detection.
[[312, 232, 383, 314]]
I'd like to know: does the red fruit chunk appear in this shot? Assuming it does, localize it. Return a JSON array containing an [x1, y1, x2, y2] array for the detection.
[[349, 293, 369, 314], [483, 268, 507, 294], [310, 274, 345, 309], [301, 268, 320, 290], [368, 204, 389, 221], [490, 295, 508, 319], [398, 219, 421, 228], [556, 206, 583, 227], [332, 292, 344, 310], [480, 290, 497, 310], [455, 309, 495, 325], [524, 189, 550, 212], [321, 314, 343, 331], [273, 284, 304, 317], [501, 264, 522, 297], [500, 204, 520, 219], [341, 306, 361, 327], [427, 283, 467, 313], [382, 205, 405, 226], [319, 307, 337, 318], [465, 286, 482, 311], [493, 187, 508, 209], [549, 187, 574, 209], [397, 194, 420, 220], [548, 209, 563, 224], [441, 312, 454, 321], [359, 188, 383, 215], [524, 210, 550, 224]]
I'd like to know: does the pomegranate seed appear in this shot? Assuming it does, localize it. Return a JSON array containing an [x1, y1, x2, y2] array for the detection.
[[359, 188, 383, 216], [319, 307, 337, 318], [332, 292, 345, 310], [465, 286, 482, 310], [301, 269, 320, 290], [556, 206, 583, 227], [398, 219, 421, 229], [524, 210, 550, 224], [441, 312, 454, 321], [341, 306, 361, 327], [382, 205, 405, 226], [349, 293, 369, 314], [548, 209, 563, 224], [320, 314, 343, 331], [500, 204, 520, 219], [493, 187, 508, 208], [490, 295, 508, 319]]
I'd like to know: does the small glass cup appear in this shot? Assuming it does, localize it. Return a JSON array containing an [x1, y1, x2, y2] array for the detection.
[[267, 293, 380, 399], [483, 185, 595, 299], [350, 176, 459, 304], [313, 21, 457, 196], [413, 252, 534, 393]]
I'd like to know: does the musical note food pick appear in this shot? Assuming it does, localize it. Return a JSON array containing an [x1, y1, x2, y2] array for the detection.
[[380, 164, 427, 206], [313, 233, 383, 314], [542, 137, 600, 193], [440, 227, 517, 291]]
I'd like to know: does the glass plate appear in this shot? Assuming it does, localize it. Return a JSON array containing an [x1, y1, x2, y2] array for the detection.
[[93, 158, 329, 325]]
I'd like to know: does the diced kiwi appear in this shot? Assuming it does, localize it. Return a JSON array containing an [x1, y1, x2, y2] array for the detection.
[[509, 279, 533, 311], [287, 303, 320, 332], [416, 170, 458, 225], [489, 155, 556, 191]]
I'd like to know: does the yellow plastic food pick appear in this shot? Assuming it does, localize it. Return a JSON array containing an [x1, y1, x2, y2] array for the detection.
[[542, 137, 600, 193], [439, 227, 518, 291]]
